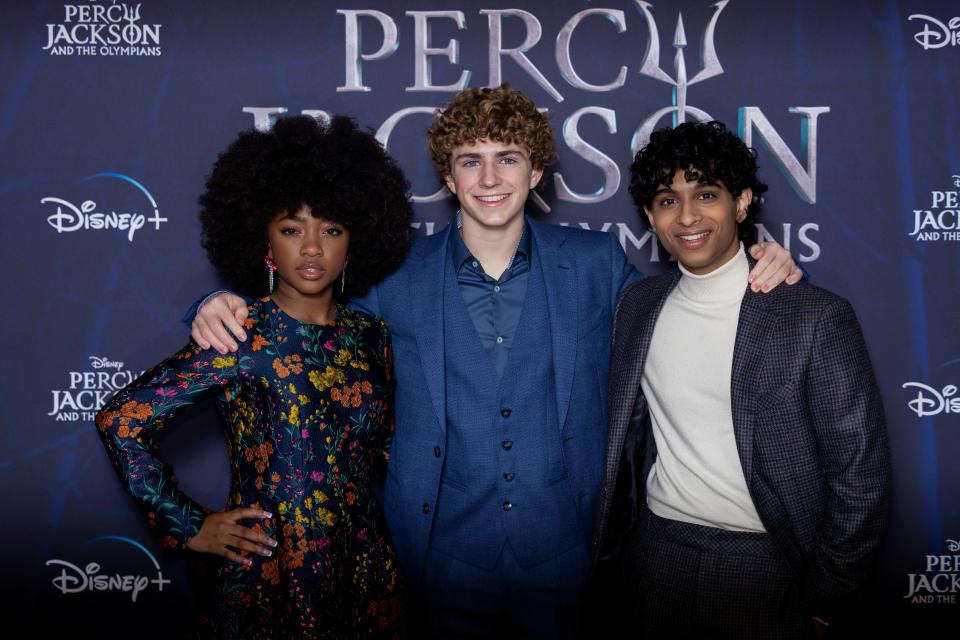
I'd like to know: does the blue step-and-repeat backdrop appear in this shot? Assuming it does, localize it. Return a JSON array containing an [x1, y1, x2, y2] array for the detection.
[[1, 0, 957, 635]]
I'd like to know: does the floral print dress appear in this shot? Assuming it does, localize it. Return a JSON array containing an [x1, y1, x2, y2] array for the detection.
[[96, 299, 403, 638]]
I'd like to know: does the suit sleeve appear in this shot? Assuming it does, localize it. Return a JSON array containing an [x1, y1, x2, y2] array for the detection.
[[802, 298, 890, 621], [607, 231, 643, 311], [348, 282, 383, 317], [95, 340, 238, 549]]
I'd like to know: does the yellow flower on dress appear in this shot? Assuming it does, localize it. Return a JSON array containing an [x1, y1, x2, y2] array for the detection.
[[212, 355, 235, 369], [317, 508, 337, 527]]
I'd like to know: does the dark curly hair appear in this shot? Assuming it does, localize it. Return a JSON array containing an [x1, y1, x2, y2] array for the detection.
[[628, 121, 767, 242], [199, 115, 413, 299], [427, 84, 557, 187]]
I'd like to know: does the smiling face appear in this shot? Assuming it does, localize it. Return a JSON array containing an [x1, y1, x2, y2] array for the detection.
[[443, 139, 543, 234], [645, 169, 752, 275], [267, 204, 350, 302]]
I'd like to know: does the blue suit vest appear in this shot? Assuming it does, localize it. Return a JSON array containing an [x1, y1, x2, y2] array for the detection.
[[430, 248, 583, 569]]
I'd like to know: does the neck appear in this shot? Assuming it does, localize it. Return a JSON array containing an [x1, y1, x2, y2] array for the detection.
[[676, 243, 748, 305], [271, 285, 337, 325], [459, 212, 525, 279]]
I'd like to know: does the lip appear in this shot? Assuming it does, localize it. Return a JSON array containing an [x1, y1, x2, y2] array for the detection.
[[296, 264, 326, 280], [473, 193, 510, 207], [675, 230, 711, 249]]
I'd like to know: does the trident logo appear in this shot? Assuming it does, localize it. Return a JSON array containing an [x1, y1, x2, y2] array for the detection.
[[631, 0, 729, 152]]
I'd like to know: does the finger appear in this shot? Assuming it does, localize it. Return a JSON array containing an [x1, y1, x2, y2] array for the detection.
[[754, 260, 791, 292], [222, 547, 253, 567], [199, 297, 238, 352], [786, 265, 804, 285], [191, 317, 211, 350], [232, 309, 248, 342], [748, 257, 780, 291], [221, 315, 246, 348], [225, 531, 273, 557], [226, 507, 273, 522], [224, 509, 278, 549], [195, 316, 231, 354], [208, 320, 238, 354]]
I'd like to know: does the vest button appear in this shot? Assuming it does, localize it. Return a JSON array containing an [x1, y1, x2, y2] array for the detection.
[[500, 408, 512, 418], [503, 473, 515, 482], [434, 446, 441, 458], [422, 503, 430, 514], [502, 501, 513, 511], [501, 440, 513, 451]]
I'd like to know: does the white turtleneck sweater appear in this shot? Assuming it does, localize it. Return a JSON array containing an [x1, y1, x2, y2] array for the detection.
[[643, 244, 766, 532]]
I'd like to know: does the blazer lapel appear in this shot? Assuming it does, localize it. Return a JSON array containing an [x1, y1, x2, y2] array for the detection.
[[730, 281, 777, 483], [605, 272, 679, 486], [411, 226, 451, 435], [531, 220, 578, 432]]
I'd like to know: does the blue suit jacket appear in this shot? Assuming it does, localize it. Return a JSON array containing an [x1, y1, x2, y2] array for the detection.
[[593, 266, 890, 622], [354, 217, 638, 585]]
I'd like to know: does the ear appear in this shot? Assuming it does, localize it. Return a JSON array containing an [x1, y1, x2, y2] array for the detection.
[[644, 207, 656, 230], [443, 172, 457, 195], [736, 187, 753, 221], [267, 244, 273, 259], [529, 166, 544, 190]]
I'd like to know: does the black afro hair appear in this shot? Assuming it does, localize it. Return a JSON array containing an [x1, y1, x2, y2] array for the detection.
[[199, 115, 413, 299]]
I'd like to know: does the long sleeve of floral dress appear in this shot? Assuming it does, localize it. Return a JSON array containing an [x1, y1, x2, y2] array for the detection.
[[95, 340, 237, 549]]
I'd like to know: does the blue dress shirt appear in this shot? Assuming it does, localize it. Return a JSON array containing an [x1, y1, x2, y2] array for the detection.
[[450, 213, 531, 377]]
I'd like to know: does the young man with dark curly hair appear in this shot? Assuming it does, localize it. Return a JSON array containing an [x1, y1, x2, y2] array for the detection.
[[191, 86, 801, 637], [593, 121, 890, 638]]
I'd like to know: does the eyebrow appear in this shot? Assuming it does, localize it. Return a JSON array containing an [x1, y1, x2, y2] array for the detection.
[[453, 149, 523, 162]]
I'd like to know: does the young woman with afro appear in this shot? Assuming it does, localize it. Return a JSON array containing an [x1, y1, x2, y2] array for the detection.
[[95, 115, 413, 638]]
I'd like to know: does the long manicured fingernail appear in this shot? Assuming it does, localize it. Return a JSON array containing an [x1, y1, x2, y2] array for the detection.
[[262, 511, 273, 519], [261, 548, 272, 557], [238, 332, 246, 341]]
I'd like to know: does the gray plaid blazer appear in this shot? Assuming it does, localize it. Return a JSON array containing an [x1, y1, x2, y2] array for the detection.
[[591, 266, 890, 621]]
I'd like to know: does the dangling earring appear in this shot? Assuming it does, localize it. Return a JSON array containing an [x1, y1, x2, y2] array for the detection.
[[264, 255, 277, 292], [340, 257, 350, 294]]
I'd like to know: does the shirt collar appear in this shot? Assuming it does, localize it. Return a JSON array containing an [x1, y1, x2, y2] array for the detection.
[[451, 210, 530, 271]]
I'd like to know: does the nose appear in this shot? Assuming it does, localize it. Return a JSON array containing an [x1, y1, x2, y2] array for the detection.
[[677, 201, 701, 227], [479, 161, 500, 188], [301, 232, 324, 256]]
